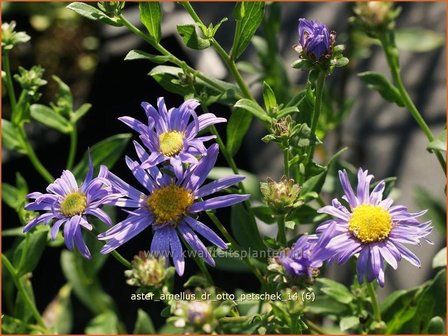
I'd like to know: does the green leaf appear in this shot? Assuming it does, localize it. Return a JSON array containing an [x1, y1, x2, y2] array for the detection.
[[411, 270, 446, 333], [2, 119, 26, 154], [72, 133, 131, 180], [183, 275, 209, 288], [61, 250, 115, 315], [226, 108, 253, 157], [306, 295, 350, 316], [85, 311, 119, 334], [139, 2, 162, 43], [13, 230, 48, 277], [234, 98, 271, 123], [262, 81, 277, 113], [358, 71, 404, 107], [66, 2, 121, 27], [42, 285, 73, 334], [133, 309, 156, 334], [316, 278, 354, 304], [149, 66, 240, 105], [30, 104, 72, 133], [427, 316, 445, 334], [14, 276, 36, 323], [382, 288, 420, 333], [432, 247, 446, 268], [396, 28, 445, 53], [2, 183, 21, 210], [71, 103, 92, 123], [124, 49, 170, 64], [340, 316, 360, 331], [230, 203, 265, 251], [231, 2, 265, 59], [177, 24, 211, 50], [427, 129, 446, 153], [252, 206, 275, 224], [208, 167, 261, 200], [52, 75, 73, 110], [211, 249, 250, 272]]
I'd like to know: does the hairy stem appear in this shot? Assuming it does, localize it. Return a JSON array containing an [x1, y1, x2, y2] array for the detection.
[[380, 35, 446, 173], [276, 214, 286, 245], [366, 281, 382, 323], [2, 254, 47, 329], [66, 126, 78, 170], [181, 2, 254, 100], [18, 127, 54, 184], [307, 71, 326, 163], [3, 50, 17, 111]]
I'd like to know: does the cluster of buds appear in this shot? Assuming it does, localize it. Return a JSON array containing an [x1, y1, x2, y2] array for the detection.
[[97, 2, 126, 17], [167, 288, 234, 334], [292, 18, 348, 73], [124, 251, 168, 288], [351, 2, 401, 37], [1, 21, 30, 52], [14, 66, 47, 101], [260, 176, 302, 215]]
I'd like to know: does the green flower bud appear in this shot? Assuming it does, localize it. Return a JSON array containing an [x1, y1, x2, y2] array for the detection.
[[97, 2, 126, 16], [13, 66, 47, 101], [124, 251, 166, 288], [260, 176, 302, 214]]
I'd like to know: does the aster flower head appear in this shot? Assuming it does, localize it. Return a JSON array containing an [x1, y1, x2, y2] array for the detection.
[[119, 97, 226, 178], [98, 143, 249, 275], [24, 159, 119, 259], [276, 226, 334, 280], [316, 168, 432, 287], [298, 18, 332, 60]]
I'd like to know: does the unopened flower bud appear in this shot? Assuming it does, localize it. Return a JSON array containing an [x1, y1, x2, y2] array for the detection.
[[97, 2, 126, 16], [354, 2, 393, 27], [298, 18, 333, 60], [125, 251, 166, 288], [13, 66, 47, 100], [260, 176, 302, 214], [187, 301, 213, 326]]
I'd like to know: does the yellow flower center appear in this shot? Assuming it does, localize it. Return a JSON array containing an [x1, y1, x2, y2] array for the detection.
[[159, 131, 184, 157], [349, 204, 392, 243], [147, 184, 194, 225], [60, 192, 87, 217]]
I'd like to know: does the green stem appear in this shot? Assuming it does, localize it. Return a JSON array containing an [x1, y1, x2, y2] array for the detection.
[[110, 250, 132, 269], [366, 281, 382, 322], [304, 318, 327, 334], [117, 14, 231, 96], [181, 2, 254, 100], [283, 144, 289, 177], [2, 254, 47, 329], [380, 35, 446, 173], [90, 228, 131, 268], [3, 50, 17, 112], [206, 211, 265, 284], [66, 126, 78, 170], [276, 214, 286, 245], [307, 71, 326, 163], [210, 125, 240, 175], [18, 127, 54, 184]]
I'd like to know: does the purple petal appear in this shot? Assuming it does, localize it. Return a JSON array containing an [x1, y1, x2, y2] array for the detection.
[[74, 228, 91, 259], [151, 226, 171, 257], [184, 216, 227, 250], [178, 223, 214, 266], [338, 170, 358, 208], [119, 116, 148, 135], [394, 242, 421, 267], [183, 144, 219, 191], [190, 194, 250, 212], [64, 215, 81, 250], [167, 226, 185, 276], [195, 175, 245, 198], [357, 247, 370, 284], [23, 213, 55, 232], [86, 208, 112, 226], [51, 219, 66, 240]]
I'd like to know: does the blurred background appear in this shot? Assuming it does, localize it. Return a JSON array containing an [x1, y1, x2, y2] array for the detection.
[[2, 1, 446, 332]]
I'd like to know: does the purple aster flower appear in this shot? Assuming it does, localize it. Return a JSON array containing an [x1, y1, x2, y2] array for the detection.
[[315, 168, 432, 287], [119, 97, 226, 178], [278, 226, 334, 278], [98, 143, 249, 276], [298, 18, 331, 60], [23, 159, 120, 259]]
